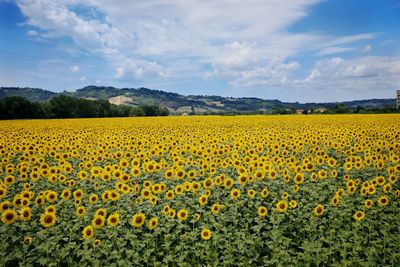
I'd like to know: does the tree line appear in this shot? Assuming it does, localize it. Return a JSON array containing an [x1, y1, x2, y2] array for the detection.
[[0, 95, 169, 120]]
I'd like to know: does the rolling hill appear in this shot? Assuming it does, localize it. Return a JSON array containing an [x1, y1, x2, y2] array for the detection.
[[0, 86, 396, 114]]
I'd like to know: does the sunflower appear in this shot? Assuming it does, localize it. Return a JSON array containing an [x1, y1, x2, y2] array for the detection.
[[276, 200, 288, 213], [177, 209, 188, 221], [73, 189, 84, 200], [258, 206, 268, 217], [23, 236, 32, 245], [364, 199, 373, 208], [89, 194, 99, 204], [230, 189, 240, 200], [131, 213, 146, 227], [211, 204, 220, 215], [294, 173, 304, 184], [45, 205, 56, 214], [261, 188, 269, 198], [162, 205, 170, 215], [83, 225, 94, 240], [19, 207, 31, 222], [0, 187, 7, 199], [198, 195, 208, 206], [383, 184, 392, 193], [201, 228, 212, 240], [107, 212, 120, 227], [165, 190, 175, 200], [93, 239, 101, 248], [289, 200, 298, 208], [2, 209, 17, 224], [33, 195, 45, 207], [76, 206, 86, 218], [377, 196, 389, 207], [168, 210, 176, 219], [95, 208, 107, 218], [40, 212, 56, 228], [61, 189, 71, 201], [330, 196, 340, 206], [0, 201, 11, 213], [353, 211, 365, 221], [148, 217, 158, 230], [247, 189, 256, 199], [92, 215, 105, 229], [224, 178, 234, 189], [314, 204, 325, 217]]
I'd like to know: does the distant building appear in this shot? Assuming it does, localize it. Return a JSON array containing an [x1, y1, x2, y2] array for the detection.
[[314, 107, 327, 113], [296, 109, 305, 115], [397, 90, 400, 110]]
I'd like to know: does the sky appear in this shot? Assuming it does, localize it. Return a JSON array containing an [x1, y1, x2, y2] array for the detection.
[[0, 0, 400, 102]]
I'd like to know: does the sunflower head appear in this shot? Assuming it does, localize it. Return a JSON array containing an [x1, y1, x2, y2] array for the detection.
[[177, 209, 188, 221], [107, 213, 120, 227], [40, 212, 56, 228], [201, 228, 212, 240], [313, 204, 325, 217], [353, 211, 365, 221], [83, 225, 94, 240], [276, 200, 288, 213], [2, 209, 18, 225], [131, 213, 146, 228], [148, 217, 158, 230], [258, 206, 268, 217]]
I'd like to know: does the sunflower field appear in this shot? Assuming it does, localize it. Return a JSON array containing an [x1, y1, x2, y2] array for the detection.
[[0, 115, 399, 266]]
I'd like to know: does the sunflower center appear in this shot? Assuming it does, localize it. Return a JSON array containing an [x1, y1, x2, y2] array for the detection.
[[45, 216, 53, 223]]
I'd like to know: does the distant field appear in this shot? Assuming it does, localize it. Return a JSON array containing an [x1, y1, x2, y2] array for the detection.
[[0, 115, 399, 266]]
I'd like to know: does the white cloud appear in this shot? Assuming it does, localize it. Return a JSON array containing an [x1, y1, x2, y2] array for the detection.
[[70, 65, 80, 72], [79, 76, 86, 81], [115, 59, 167, 80], [27, 30, 38, 36], [317, 46, 355, 56], [362, 45, 372, 52], [15, 0, 394, 101], [305, 69, 321, 81]]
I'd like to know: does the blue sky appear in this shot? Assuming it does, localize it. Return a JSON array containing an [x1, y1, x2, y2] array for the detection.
[[1, 0, 400, 102]]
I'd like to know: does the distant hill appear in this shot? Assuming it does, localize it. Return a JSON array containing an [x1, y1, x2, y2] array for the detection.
[[0, 87, 57, 102], [0, 86, 396, 114]]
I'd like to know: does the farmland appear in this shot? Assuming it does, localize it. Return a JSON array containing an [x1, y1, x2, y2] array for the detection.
[[0, 115, 399, 266]]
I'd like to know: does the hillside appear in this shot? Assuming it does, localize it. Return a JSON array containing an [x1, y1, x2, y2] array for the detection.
[[0, 86, 396, 114], [0, 87, 57, 102]]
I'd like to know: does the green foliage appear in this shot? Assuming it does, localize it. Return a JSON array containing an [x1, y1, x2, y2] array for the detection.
[[0, 95, 169, 120]]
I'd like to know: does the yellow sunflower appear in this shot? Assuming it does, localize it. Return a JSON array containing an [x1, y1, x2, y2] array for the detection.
[[276, 200, 288, 213], [201, 228, 212, 240], [258, 206, 268, 218], [148, 217, 158, 230], [19, 207, 31, 222], [83, 225, 94, 240], [353, 211, 365, 221], [230, 189, 240, 199], [2, 209, 17, 225], [40, 212, 56, 228], [131, 213, 146, 227], [313, 204, 325, 217], [377, 196, 389, 207], [91, 215, 105, 229], [107, 212, 120, 227], [177, 209, 188, 221]]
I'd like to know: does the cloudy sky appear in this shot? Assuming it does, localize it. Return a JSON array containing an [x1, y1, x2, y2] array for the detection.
[[1, 0, 400, 102]]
